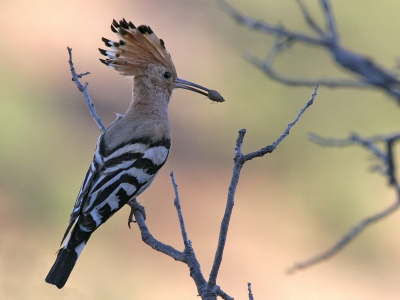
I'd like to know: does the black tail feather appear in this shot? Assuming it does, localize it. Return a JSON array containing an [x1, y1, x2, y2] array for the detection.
[[45, 248, 78, 289]]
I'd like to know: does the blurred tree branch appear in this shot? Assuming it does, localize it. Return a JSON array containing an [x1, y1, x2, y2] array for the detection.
[[287, 132, 400, 273], [218, 0, 400, 102], [66, 46, 316, 298], [219, 0, 400, 273]]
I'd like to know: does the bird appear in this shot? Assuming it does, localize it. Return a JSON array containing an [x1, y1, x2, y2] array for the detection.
[[45, 18, 224, 289]]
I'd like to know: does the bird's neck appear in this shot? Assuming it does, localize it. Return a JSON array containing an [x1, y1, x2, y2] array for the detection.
[[102, 78, 172, 151], [125, 77, 171, 119]]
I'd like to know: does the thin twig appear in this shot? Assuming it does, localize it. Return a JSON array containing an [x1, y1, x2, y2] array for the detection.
[[310, 131, 400, 146], [171, 171, 190, 248], [67, 47, 106, 133], [248, 282, 254, 300], [76, 71, 90, 78], [243, 85, 318, 161]]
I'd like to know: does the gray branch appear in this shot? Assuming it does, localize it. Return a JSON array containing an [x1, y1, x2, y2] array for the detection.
[[131, 202, 186, 261], [219, 0, 400, 103], [67, 47, 106, 133]]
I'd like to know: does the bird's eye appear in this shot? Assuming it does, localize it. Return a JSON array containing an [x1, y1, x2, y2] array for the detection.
[[163, 72, 171, 79]]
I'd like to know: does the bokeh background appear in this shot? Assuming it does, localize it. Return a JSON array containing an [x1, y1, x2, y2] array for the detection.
[[2, 0, 400, 299]]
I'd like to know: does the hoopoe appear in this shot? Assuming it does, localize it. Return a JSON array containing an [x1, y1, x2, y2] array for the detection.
[[45, 19, 224, 289]]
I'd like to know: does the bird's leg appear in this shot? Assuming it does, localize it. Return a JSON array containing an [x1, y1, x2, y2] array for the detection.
[[127, 197, 146, 228]]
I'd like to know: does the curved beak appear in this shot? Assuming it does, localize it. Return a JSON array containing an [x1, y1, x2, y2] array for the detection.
[[174, 78, 224, 102]]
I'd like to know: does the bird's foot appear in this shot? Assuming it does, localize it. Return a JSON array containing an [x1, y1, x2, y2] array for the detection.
[[127, 198, 146, 229]]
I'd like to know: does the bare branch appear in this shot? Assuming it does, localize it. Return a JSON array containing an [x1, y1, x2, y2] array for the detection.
[[310, 131, 400, 147], [209, 87, 317, 287], [76, 71, 90, 78], [131, 202, 186, 261], [219, 0, 400, 102], [288, 132, 400, 273], [309, 132, 357, 147], [171, 171, 190, 248], [67, 47, 106, 133]]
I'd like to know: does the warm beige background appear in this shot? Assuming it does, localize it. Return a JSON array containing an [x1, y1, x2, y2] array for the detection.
[[1, 0, 400, 299]]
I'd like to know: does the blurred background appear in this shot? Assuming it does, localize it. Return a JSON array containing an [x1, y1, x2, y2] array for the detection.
[[2, 0, 400, 299]]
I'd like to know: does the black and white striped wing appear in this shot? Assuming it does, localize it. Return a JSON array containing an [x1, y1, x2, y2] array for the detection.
[[62, 135, 170, 250]]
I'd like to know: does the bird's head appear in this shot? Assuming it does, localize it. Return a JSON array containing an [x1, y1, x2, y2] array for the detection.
[[99, 19, 224, 102]]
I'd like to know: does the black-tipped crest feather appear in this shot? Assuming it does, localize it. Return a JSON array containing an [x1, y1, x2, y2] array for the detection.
[[98, 19, 176, 77], [128, 21, 136, 29], [112, 19, 120, 28], [99, 48, 108, 56]]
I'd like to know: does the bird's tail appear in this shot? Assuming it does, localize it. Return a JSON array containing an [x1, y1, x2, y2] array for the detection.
[[45, 241, 86, 289]]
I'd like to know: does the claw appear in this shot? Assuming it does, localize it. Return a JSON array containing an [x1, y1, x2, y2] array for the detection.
[[128, 206, 135, 229], [127, 198, 146, 229]]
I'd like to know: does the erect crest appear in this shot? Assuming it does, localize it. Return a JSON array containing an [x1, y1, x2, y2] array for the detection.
[[99, 19, 176, 76]]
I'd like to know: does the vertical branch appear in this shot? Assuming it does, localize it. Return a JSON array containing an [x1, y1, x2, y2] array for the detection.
[[248, 282, 255, 300], [170, 171, 190, 248], [208, 129, 246, 286], [386, 139, 397, 186]]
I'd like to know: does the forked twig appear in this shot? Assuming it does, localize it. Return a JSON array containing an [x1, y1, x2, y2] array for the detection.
[[67, 47, 106, 133]]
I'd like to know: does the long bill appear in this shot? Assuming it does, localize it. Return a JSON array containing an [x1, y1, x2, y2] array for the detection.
[[174, 78, 224, 103]]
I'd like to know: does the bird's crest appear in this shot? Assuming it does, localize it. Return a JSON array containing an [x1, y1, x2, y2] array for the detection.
[[99, 19, 175, 76]]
